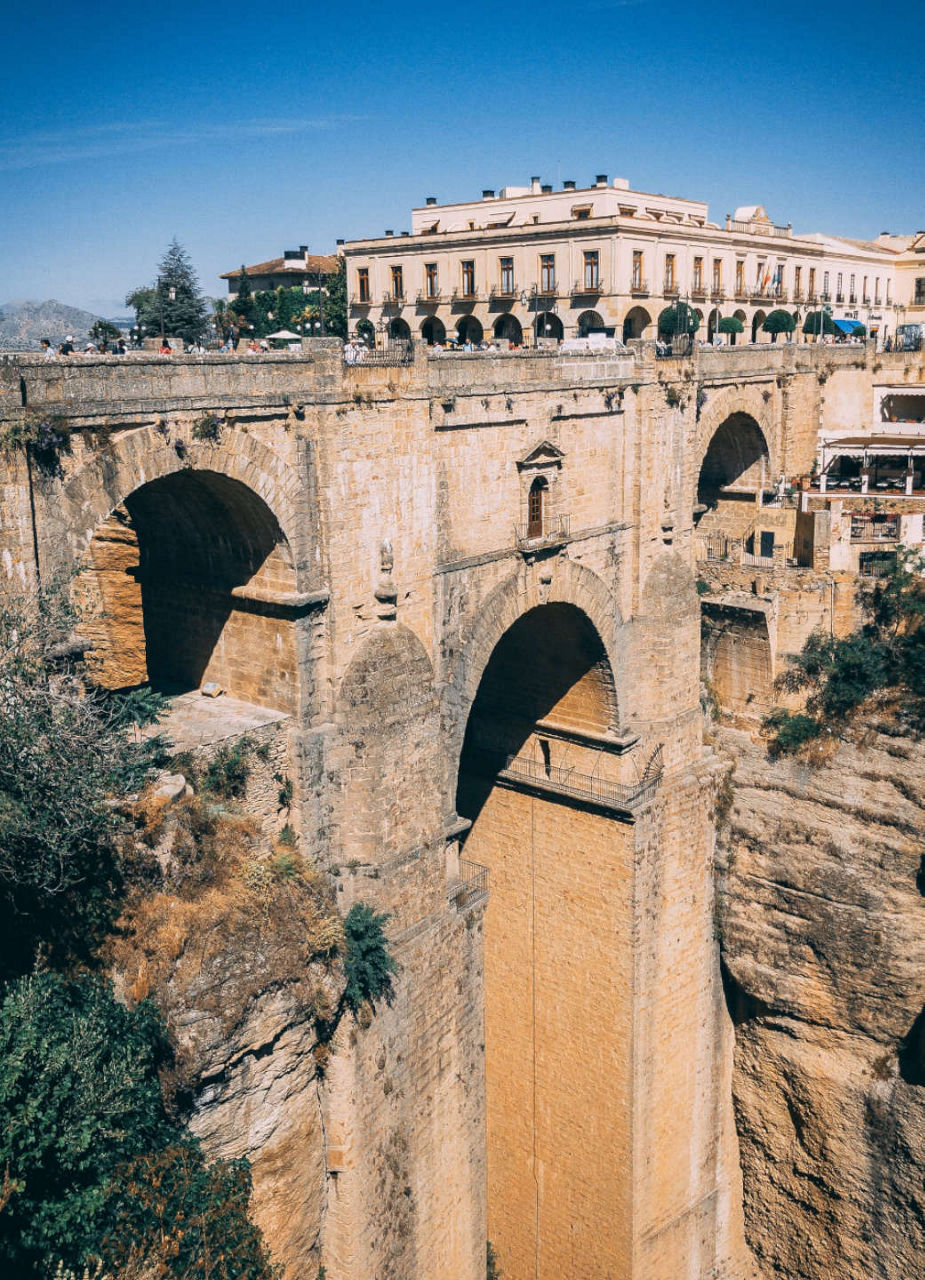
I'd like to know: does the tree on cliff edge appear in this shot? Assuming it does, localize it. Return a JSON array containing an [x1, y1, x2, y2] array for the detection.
[[126, 240, 209, 344]]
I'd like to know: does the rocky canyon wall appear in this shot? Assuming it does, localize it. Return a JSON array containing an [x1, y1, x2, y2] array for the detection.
[[716, 723, 925, 1278]]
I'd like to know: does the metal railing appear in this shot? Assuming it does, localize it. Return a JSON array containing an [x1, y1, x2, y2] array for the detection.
[[416, 290, 443, 303], [630, 279, 649, 294], [350, 293, 372, 305], [743, 551, 775, 568], [343, 342, 414, 367], [452, 858, 490, 910], [850, 514, 900, 542], [696, 532, 734, 562], [514, 513, 570, 547], [573, 278, 603, 293], [489, 284, 519, 300], [500, 749, 663, 811], [452, 288, 480, 302]]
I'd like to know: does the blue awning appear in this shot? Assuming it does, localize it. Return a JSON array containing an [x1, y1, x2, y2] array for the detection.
[[832, 318, 864, 334]]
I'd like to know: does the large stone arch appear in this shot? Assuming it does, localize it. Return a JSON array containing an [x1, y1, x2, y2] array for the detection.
[[51, 425, 315, 586], [445, 557, 625, 776], [41, 426, 322, 713]]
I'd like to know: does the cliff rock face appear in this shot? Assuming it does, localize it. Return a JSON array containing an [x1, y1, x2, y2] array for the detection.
[[716, 724, 925, 1278], [184, 982, 333, 1280]]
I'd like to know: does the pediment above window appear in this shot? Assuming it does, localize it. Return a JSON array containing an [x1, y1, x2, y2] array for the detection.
[[517, 440, 565, 471]]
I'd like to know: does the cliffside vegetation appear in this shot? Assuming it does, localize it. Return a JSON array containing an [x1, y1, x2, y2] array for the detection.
[[0, 580, 393, 1276], [765, 549, 925, 753]]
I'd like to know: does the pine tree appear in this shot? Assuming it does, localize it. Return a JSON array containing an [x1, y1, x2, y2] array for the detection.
[[126, 240, 209, 345]]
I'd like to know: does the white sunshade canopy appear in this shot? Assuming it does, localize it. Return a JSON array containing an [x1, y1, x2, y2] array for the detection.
[[265, 329, 303, 340]]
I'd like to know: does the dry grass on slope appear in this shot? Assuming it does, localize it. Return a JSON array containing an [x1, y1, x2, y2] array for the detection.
[[105, 787, 343, 1088]]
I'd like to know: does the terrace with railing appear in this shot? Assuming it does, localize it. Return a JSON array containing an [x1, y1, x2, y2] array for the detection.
[[498, 746, 663, 814], [450, 858, 490, 911]]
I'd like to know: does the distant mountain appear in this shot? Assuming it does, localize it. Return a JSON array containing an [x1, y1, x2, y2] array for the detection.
[[0, 299, 108, 351]]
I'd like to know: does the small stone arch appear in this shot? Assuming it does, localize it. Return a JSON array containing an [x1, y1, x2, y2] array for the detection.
[[695, 384, 777, 489], [388, 317, 412, 342], [751, 310, 767, 343], [337, 624, 440, 864], [355, 319, 375, 346], [421, 316, 446, 345], [534, 312, 563, 342], [493, 314, 523, 345], [456, 315, 484, 344], [622, 306, 651, 342], [707, 308, 722, 342], [577, 310, 605, 337]]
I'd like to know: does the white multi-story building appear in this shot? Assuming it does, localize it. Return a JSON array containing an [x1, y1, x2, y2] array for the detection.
[[344, 173, 900, 347]]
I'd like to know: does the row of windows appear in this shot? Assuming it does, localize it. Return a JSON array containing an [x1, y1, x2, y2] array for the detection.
[[355, 256, 891, 304]]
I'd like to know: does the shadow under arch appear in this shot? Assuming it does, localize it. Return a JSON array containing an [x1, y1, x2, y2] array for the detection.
[[697, 412, 771, 514], [79, 468, 299, 709], [455, 601, 618, 828]]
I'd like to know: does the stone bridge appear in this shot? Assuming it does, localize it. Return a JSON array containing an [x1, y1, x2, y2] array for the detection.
[[0, 340, 888, 1279]]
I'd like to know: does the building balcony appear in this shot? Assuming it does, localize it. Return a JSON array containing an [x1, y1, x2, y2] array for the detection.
[[416, 290, 443, 304], [792, 289, 803, 302], [849, 294, 857, 305], [836, 293, 844, 303], [806, 291, 817, 303], [663, 281, 680, 296], [489, 284, 519, 301], [382, 292, 405, 309], [350, 293, 372, 306], [630, 279, 649, 296], [533, 284, 558, 298], [452, 287, 480, 302], [734, 284, 749, 300], [690, 283, 707, 298], [572, 278, 603, 295], [514, 513, 570, 550], [862, 295, 871, 305], [710, 287, 726, 300]]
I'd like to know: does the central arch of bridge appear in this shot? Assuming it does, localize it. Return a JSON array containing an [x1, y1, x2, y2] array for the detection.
[[455, 602, 634, 1280], [77, 469, 299, 713]]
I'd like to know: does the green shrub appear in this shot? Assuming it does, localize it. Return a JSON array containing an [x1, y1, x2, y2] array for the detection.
[[343, 903, 396, 1012], [202, 738, 253, 800], [0, 583, 167, 976], [765, 549, 925, 751], [0, 973, 173, 1270], [0, 974, 274, 1279], [99, 1144, 273, 1280]]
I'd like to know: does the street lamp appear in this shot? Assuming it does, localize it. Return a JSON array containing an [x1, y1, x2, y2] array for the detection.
[[158, 281, 176, 341]]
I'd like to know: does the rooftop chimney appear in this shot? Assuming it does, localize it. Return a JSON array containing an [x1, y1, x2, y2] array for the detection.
[[299, 245, 308, 254], [482, 188, 495, 199], [336, 238, 344, 246], [425, 196, 437, 205], [541, 183, 552, 194], [563, 179, 576, 190], [385, 229, 394, 236], [400, 230, 410, 236], [596, 174, 608, 186], [531, 175, 541, 193]]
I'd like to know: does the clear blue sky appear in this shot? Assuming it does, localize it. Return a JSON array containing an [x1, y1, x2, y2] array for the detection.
[[1, 0, 921, 314]]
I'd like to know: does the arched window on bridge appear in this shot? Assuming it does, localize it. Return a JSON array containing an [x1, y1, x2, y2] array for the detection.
[[527, 475, 547, 539]]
